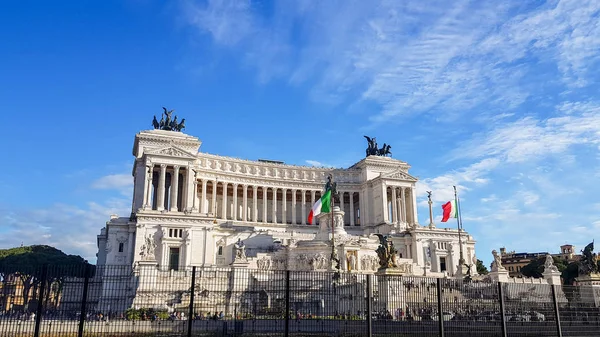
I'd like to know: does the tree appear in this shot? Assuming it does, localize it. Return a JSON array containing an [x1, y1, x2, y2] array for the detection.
[[476, 259, 489, 275], [0, 245, 91, 309], [520, 255, 579, 285]]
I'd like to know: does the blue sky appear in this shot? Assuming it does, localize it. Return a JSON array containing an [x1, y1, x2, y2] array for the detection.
[[1, 0, 599, 266]]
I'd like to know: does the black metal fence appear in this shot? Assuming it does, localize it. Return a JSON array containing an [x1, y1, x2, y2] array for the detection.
[[1, 264, 600, 336]]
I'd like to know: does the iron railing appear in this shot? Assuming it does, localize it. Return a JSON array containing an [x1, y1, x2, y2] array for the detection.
[[0, 264, 599, 336]]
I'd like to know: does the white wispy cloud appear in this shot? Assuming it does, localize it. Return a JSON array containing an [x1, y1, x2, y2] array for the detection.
[[181, 0, 600, 265], [0, 198, 129, 262], [91, 173, 133, 196], [183, 0, 599, 124]]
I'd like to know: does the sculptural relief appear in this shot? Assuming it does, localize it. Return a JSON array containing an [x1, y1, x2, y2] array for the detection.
[[233, 239, 247, 262], [139, 234, 157, 261], [361, 255, 379, 272], [346, 251, 358, 271]]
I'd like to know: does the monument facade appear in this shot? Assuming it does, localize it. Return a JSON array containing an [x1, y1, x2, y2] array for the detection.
[[95, 112, 477, 311]]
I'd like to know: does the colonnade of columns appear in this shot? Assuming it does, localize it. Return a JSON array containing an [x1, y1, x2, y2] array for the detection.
[[143, 164, 192, 212], [140, 164, 419, 228], [196, 181, 363, 226], [387, 186, 416, 225]]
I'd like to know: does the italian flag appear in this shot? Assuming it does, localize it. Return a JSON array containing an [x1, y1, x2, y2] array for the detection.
[[441, 200, 458, 222], [307, 190, 332, 225]]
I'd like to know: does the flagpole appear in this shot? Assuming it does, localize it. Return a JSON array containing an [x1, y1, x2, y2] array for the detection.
[[453, 186, 465, 269], [329, 174, 340, 281]]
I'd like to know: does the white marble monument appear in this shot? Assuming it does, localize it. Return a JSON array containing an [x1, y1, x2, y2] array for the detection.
[[94, 113, 477, 312]]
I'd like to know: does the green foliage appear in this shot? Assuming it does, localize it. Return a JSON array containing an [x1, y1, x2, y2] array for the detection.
[[520, 255, 579, 285], [125, 307, 170, 320], [562, 261, 579, 285], [476, 259, 489, 275], [520, 256, 546, 278], [0, 245, 91, 276], [0, 245, 92, 307]]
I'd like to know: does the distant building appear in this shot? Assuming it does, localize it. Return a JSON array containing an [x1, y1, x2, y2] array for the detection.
[[499, 245, 580, 277]]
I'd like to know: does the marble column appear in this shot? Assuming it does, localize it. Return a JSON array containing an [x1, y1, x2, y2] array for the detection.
[[252, 186, 258, 222], [157, 164, 167, 211], [182, 167, 191, 211], [301, 190, 306, 225], [143, 164, 153, 209], [170, 165, 180, 212], [291, 189, 297, 225], [349, 192, 355, 226], [272, 188, 278, 223], [339, 191, 345, 225], [201, 180, 207, 213], [401, 188, 407, 223], [211, 180, 217, 217], [221, 182, 228, 219], [310, 190, 316, 224], [262, 187, 268, 223], [232, 183, 238, 220], [381, 184, 389, 223], [242, 184, 248, 222], [391, 187, 398, 224], [411, 186, 419, 225], [192, 178, 199, 213], [281, 189, 287, 224]]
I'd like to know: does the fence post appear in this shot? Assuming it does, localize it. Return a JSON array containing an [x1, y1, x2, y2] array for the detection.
[[33, 264, 48, 337], [551, 285, 563, 337], [366, 274, 372, 337], [284, 270, 290, 337], [497, 282, 508, 337], [436, 278, 445, 337], [77, 265, 91, 337], [187, 266, 196, 337]]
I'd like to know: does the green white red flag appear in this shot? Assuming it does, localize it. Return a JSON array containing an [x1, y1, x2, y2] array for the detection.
[[441, 200, 458, 222], [308, 190, 331, 225]]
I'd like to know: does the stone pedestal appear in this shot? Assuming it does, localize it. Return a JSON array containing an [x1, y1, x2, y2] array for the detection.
[[376, 268, 406, 313], [315, 206, 347, 241], [575, 273, 600, 306], [542, 270, 562, 286], [489, 268, 510, 283]]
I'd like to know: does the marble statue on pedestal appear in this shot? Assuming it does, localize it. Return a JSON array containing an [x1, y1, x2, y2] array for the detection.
[[234, 239, 247, 262], [544, 254, 559, 272], [491, 249, 504, 272], [374, 234, 398, 269]]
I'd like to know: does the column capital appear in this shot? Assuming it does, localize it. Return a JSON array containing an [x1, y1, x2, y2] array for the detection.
[[173, 165, 180, 170], [160, 164, 167, 169]]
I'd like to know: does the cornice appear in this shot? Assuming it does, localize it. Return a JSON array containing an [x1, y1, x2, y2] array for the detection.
[[136, 213, 216, 225], [194, 155, 363, 185], [198, 152, 357, 171], [194, 173, 364, 190]]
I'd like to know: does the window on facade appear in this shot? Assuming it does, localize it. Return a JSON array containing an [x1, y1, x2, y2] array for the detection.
[[439, 257, 447, 272], [217, 246, 223, 256], [118, 242, 124, 253], [169, 247, 180, 271], [168, 228, 183, 238]]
